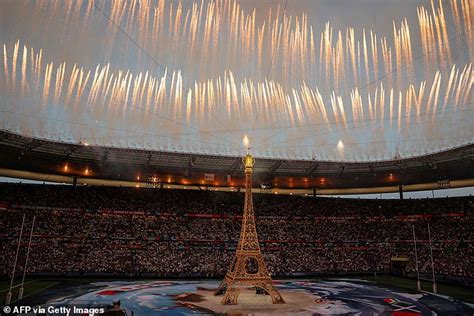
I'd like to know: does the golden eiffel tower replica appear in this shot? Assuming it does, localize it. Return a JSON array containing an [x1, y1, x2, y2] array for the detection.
[[215, 152, 285, 305]]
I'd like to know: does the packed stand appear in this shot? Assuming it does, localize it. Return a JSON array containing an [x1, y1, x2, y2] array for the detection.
[[1, 183, 473, 280]]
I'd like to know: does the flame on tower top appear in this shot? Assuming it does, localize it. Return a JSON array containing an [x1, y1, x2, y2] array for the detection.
[[243, 134, 250, 153]]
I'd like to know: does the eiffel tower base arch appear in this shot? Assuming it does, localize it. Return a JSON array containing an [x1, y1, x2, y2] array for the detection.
[[215, 252, 285, 305]]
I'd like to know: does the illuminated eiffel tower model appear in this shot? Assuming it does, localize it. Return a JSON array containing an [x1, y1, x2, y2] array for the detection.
[[215, 152, 285, 305]]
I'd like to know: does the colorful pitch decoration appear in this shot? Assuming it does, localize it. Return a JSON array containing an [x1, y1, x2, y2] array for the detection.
[[23, 279, 473, 315], [383, 298, 422, 315]]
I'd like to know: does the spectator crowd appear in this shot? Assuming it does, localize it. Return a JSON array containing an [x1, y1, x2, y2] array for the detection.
[[1, 184, 473, 280]]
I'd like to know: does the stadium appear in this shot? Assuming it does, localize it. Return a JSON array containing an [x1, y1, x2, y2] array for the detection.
[[0, 0, 473, 315]]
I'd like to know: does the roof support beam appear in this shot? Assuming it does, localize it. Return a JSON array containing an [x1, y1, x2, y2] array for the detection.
[[188, 156, 196, 169], [339, 165, 345, 175], [268, 161, 283, 175], [306, 162, 319, 176], [61, 147, 77, 163], [228, 158, 242, 175], [18, 140, 43, 159], [184, 156, 196, 177], [146, 153, 153, 168], [100, 150, 109, 167]]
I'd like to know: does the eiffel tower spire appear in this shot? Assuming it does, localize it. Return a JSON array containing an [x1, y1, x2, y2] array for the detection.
[[215, 152, 285, 305]]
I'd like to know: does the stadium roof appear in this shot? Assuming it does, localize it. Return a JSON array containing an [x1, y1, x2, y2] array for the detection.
[[1, 130, 473, 190], [1, 0, 474, 193]]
